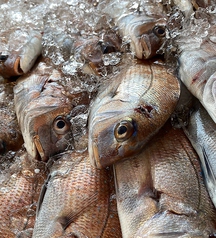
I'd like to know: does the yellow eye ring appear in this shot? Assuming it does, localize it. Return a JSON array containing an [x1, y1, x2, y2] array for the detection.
[[114, 119, 135, 142]]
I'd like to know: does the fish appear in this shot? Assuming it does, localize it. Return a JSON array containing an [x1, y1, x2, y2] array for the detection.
[[32, 149, 122, 238], [183, 100, 216, 208], [0, 82, 23, 154], [0, 30, 42, 78], [88, 60, 180, 168], [0, 149, 47, 238], [113, 121, 216, 238], [101, 0, 167, 59], [175, 6, 216, 122], [13, 61, 73, 162]]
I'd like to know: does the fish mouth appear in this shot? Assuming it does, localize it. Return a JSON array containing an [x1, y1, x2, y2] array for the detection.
[[140, 34, 151, 59]]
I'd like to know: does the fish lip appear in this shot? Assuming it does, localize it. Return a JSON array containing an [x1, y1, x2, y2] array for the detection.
[[140, 35, 151, 59], [89, 141, 102, 169]]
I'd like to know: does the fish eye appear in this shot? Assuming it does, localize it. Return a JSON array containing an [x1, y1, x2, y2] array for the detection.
[[114, 119, 135, 142], [0, 54, 8, 62], [153, 25, 166, 37], [53, 116, 70, 135]]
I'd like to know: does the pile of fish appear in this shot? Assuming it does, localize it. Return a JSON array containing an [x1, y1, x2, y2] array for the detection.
[[0, 0, 216, 237]]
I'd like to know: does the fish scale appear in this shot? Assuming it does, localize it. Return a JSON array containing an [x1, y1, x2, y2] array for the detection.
[[114, 122, 216, 237], [0, 151, 46, 237], [32, 150, 122, 238]]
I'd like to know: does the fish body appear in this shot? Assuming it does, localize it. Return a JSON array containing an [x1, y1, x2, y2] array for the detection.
[[14, 61, 73, 161], [32, 150, 121, 238], [114, 122, 216, 237], [183, 101, 216, 208], [0, 150, 46, 238], [88, 61, 180, 168]]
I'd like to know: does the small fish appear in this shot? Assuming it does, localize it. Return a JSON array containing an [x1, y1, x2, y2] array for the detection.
[[0, 30, 42, 78], [32, 149, 121, 238], [102, 0, 167, 59], [88, 61, 180, 168], [114, 122, 216, 238], [14, 61, 73, 161], [0, 150, 47, 238], [183, 100, 216, 208]]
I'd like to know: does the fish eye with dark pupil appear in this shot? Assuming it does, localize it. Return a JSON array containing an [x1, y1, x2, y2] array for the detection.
[[114, 119, 135, 142], [53, 116, 70, 134], [153, 26, 166, 37], [56, 120, 66, 129], [118, 125, 127, 135], [0, 55, 8, 61]]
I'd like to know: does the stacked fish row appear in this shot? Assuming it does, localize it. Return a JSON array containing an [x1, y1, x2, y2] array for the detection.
[[0, 0, 216, 237]]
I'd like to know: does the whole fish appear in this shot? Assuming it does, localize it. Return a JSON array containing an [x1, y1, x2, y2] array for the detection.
[[13, 61, 73, 161], [0, 149, 47, 238], [114, 121, 216, 238], [0, 30, 42, 78], [183, 101, 216, 208], [101, 0, 167, 59], [0, 82, 23, 154], [32, 149, 122, 238], [88, 61, 180, 168]]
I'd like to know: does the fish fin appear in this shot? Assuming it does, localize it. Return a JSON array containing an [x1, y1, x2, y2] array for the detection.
[[36, 174, 51, 216], [57, 192, 98, 230]]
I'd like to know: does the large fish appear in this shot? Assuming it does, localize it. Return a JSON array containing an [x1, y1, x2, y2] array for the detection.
[[0, 150, 47, 238], [114, 121, 216, 238], [13, 61, 73, 161], [32, 149, 122, 238], [183, 101, 216, 208], [88, 61, 180, 168]]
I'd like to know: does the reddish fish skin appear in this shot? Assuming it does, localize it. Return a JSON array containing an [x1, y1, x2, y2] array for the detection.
[[114, 122, 216, 238], [32, 150, 122, 238], [0, 150, 47, 238]]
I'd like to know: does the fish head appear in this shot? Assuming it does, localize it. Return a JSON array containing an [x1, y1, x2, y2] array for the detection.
[[88, 62, 180, 169], [127, 18, 167, 59], [89, 104, 166, 168], [32, 107, 73, 162]]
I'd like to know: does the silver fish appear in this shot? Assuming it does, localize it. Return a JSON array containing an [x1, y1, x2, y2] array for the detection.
[[175, 7, 216, 122], [183, 101, 216, 208], [88, 61, 180, 168], [114, 122, 216, 238]]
